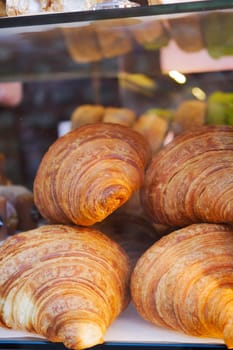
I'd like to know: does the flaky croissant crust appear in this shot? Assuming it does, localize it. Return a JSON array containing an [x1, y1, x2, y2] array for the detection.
[[141, 125, 233, 226], [131, 223, 233, 348], [34, 122, 150, 226], [0, 225, 131, 350]]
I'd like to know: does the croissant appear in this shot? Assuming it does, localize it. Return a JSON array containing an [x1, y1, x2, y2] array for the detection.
[[141, 125, 233, 227], [34, 123, 150, 226], [0, 224, 131, 350], [131, 223, 233, 348]]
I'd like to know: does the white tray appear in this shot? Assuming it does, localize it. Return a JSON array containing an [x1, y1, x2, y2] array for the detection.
[[0, 303, 225, 347]]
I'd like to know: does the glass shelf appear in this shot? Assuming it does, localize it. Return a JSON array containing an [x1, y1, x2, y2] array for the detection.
[[0, 1, 232, 82], [0, 1, 232, 29], [0, 340, 228, 350]]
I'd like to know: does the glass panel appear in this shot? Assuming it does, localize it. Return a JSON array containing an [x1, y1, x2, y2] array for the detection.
[[0, 5, 232, 188], [0, 3, 232, 349], [0, 0, 232, 27], [0, 7, 232, 82]]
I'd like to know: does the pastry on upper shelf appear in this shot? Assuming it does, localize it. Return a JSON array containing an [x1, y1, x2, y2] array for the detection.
[[6, 0, 101, 15], [0, 224, 131, 350], [64, 18, 135, 64], [172, 100, 207, 135], [92, 20, 133, 59], [0, 0, 6, 16], [201, 12, 233, 59], [62, 25, 102, 63], [71, 104, 105, 130], [141, 125, 233, 227], [102, 107, 136, 127], [133, 112, 169, 154], [168, 14, 204, 52], [131, 223, 233, 349], [207, 92, 233, 126], [6, 0, 62, 15], [130, 19, 170, 50], [34, 122, 151, 226]]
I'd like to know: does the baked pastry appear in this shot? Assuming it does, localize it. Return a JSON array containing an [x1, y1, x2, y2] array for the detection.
[[0, 0, 6, 16], [71, 104, 105, 130], [172, 100, 207, 135], [141, 125, 233, 227], [131, 19, 169, 50], [168, 14, 204, 52], [102, 107, 136, 127], [6, 0, 98, 15], [62, 25, 102, 63], [202, 12, 233, 59], [6, 0, 62, 15], [0, 224, 131, 350], [131, 223, 233, 348], [34, 123, 150, 226], [207, 91, 233, 126], [92, 20, 133, 59], [133, 113, 168, 154]]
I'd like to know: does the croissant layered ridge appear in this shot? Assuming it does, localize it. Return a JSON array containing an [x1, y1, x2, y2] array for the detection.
[[0, 225, 131, 350], [34, 123, 150, 226], [131, 223, 233, 348], [141, 125, 233, 227]]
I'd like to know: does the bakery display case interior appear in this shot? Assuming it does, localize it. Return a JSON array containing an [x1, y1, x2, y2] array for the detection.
[[0, 1, 233, 350]]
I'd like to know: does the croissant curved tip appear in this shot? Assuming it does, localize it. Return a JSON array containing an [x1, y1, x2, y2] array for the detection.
[[59, 322, 104, 350], [223, 322, 233, 349]]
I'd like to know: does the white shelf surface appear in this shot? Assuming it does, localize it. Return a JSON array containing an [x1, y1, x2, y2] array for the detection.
[[0, 303, 225, 346]]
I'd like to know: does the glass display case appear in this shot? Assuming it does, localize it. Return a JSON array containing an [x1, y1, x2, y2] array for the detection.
[[0, 1, 232, 349]]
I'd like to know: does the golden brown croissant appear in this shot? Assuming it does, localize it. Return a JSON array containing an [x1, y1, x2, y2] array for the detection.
[[0, 224, 131, 350], [131, 223, 233, 348], [34, 123, 150, 226], [141, 125, 233, 227]]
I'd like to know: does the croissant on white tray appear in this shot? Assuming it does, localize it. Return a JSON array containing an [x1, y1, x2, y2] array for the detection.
[[34, 123, 150, 226], [141, 125, 233, 227], [131, 223, 233, 348], [0, 225, 131, 350]]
